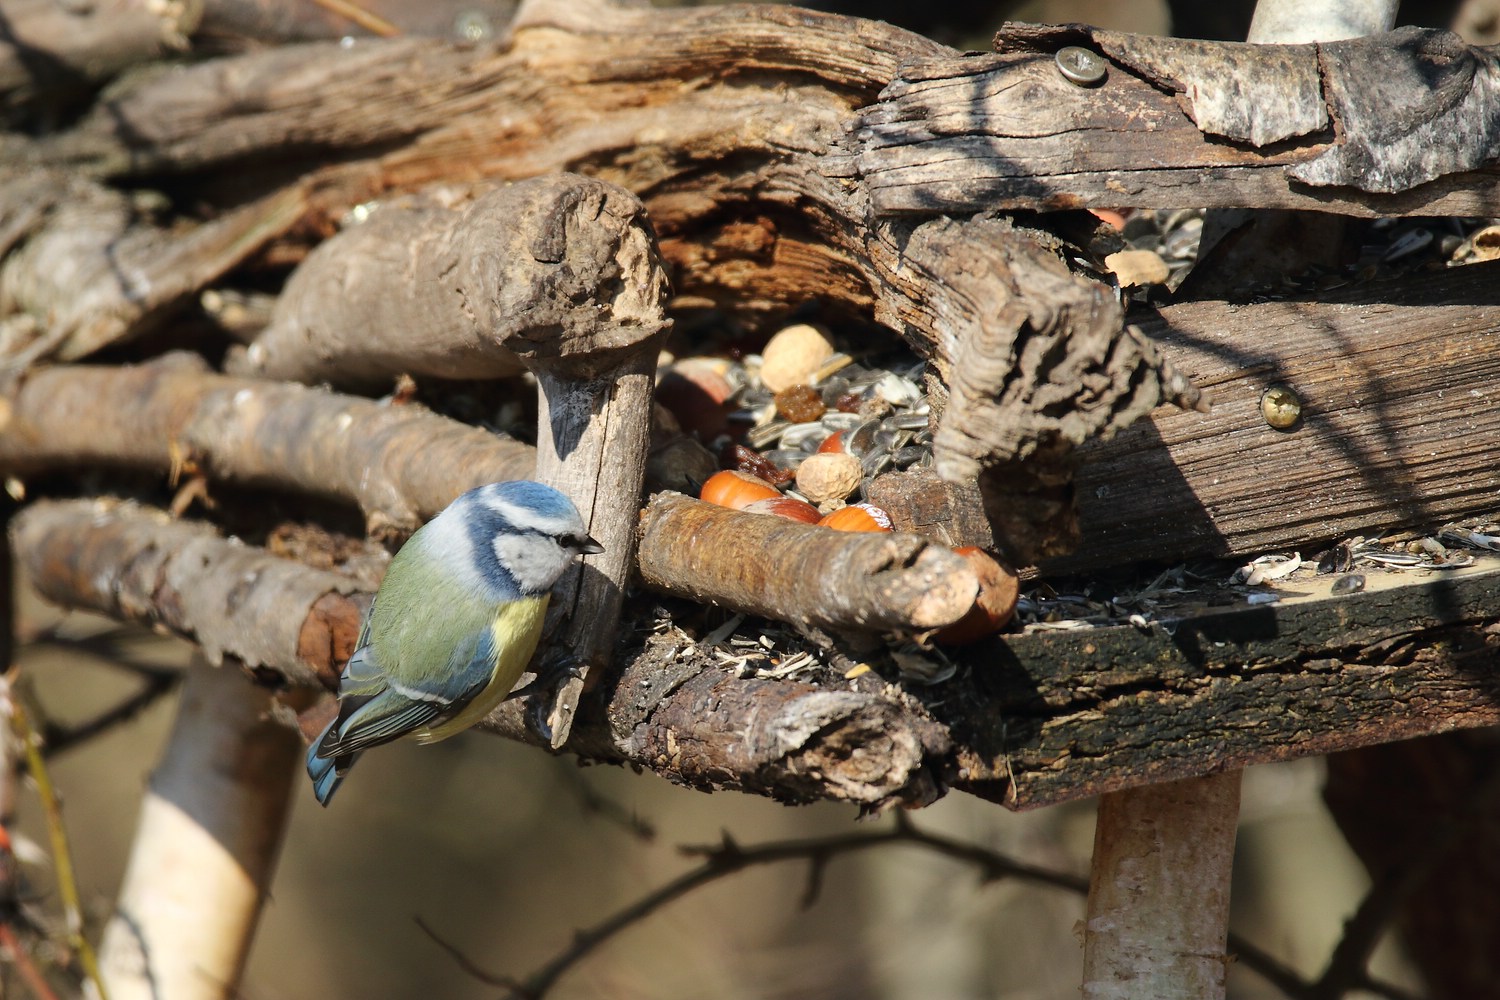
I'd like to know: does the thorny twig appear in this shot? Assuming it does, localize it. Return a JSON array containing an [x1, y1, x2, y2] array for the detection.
[[5, 675, 109, 1000], [416, 810, 1411, 1000]]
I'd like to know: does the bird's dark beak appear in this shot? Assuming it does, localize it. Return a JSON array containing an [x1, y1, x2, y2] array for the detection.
[[579, 534, 604, 555]]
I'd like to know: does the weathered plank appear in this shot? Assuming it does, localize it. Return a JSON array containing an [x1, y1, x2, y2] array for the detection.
[[856, 24, 1500, 217], [1055, 259, 1500, 572], [956, 557, 1500, 809]]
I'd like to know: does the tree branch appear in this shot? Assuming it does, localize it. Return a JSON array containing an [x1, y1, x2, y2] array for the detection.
[[14, 498, 1500, 811], [0, 356, 534, 539]]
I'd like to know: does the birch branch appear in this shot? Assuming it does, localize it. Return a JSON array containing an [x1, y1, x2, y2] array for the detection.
[[94, 659, 301, 1000]]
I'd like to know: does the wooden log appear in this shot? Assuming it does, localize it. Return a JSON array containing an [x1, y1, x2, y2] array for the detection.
[[8, 0, 1194, 539], [0, 356, 535, 538], [236, 174, 668, 387], [954, 559, 1500, 809], [487, 174, 669, 745], [1057, 259, 1500, 572], [637, 493, 981, 633], [856, 24, 1500, 218], [1082, 772, 1240, 1000], [0, 0, 196, 118], [12, 499, 951, 809], [0, 173, 307, 370], [11, 499, 363, 688]]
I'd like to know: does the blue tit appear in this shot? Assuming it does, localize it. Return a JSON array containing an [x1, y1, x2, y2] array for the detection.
[[306, 480, 602, 805]]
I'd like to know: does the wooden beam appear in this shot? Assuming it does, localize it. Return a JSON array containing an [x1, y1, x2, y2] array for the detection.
[[958, 557, 1500, 809], [856, 24, 1500, 218], [1055, 259, 1500, 572]]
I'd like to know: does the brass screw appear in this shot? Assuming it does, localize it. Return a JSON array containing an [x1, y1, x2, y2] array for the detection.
[[1260, 385, 1302, 429]]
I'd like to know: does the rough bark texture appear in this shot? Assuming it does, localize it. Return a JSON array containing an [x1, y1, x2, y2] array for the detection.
[[1, 0, 1194, 555], [12, 499, 363, 688], [0, 173, 306, 370], [18, 497, 1500, 811], [1058, 259, 1500, 572], [491, 175, 670, 742], [0, 356, 535, 538], [236, 174, 669, 387], [859, 24, 1500, 217], [12, 499, 951, 809], [637, 493, 981, 633]]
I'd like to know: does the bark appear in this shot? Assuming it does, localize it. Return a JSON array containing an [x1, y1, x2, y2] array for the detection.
[[12, 499, 952, 809], [637, 493, 980, 633], [8, 241, 1497, 593], [19, 498, 1500, 811], [3, 0, 1193, 558], [857, 24, 1500, 218], [12, 499, 363, 688], [491, 174, 670, 744], [235, 174, 669, 387], [0, 172, 307, 371], [0, 356, 535, 538], [1082, 772, 1240, 1000], [94, 659, 301, 1000], [0, 0, 197, 118]]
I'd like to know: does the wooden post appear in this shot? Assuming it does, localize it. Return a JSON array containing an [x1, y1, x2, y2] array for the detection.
[[1082, 771, 1242, 1000], [94, 661, 300, 1000]]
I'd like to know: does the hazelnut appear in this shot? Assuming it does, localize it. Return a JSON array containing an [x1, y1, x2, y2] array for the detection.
[[818, 503, 893, 533], [759, 324, 835, 392]]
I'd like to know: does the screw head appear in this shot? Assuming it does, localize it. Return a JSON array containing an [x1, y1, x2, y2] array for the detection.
[[1260, 385, 1302, 429], [1055, 46, 1107, 86]]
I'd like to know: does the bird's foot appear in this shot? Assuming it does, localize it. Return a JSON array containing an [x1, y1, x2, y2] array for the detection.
[[509, 648, 589, 748]]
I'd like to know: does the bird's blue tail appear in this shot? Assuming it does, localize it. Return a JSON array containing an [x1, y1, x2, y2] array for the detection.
[[306, 742, 345, 806]]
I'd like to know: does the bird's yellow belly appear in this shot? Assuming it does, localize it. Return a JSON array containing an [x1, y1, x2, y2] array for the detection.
[[418, 595, 550, 743]]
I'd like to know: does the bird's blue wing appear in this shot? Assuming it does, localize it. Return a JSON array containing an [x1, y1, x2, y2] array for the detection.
[[315, 628, 499, 758]]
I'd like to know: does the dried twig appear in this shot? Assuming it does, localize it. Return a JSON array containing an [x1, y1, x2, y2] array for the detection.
[[0, 358, 534, 539], [5, 675, 108, 999], [415, 811, 1380, 1000]]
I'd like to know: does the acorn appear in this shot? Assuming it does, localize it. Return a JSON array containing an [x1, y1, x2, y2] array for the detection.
[[819, 503, 893, 532], [933, 546, 1019, 644], [743, 496, 822, 524], [700, 470, 780, 510]]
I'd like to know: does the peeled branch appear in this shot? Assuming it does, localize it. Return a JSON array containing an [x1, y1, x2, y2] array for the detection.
[[637, 492, 981, 633]]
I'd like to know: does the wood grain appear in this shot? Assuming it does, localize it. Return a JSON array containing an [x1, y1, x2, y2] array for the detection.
[[1057, 260, 1500, 571]]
